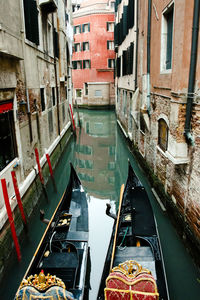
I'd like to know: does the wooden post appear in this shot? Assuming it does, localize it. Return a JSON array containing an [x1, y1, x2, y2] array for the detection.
[[1, 179, 21, 261], [110, 184, 125, 272], [11, 171, 27, 227]]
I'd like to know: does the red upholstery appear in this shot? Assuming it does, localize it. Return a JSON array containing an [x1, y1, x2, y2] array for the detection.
[[105, 270, 159, 300]]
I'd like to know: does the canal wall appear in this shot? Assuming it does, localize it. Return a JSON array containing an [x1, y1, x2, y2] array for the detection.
[[124, 130, 200, 268], [0, 127, 73, 283]]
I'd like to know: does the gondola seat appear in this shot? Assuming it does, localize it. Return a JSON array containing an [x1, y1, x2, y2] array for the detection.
[[105, 260, 159, 300], [15, 285, 74, 300]]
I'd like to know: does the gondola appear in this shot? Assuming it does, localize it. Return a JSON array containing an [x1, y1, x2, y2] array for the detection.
[[97, 162, 170, 300], [15, 163, 89, 300]]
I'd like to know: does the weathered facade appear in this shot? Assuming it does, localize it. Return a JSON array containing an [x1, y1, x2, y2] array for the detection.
[[0, 0, 73, 279], [115, 0, 200, 261], [72, 0, 115, 108]]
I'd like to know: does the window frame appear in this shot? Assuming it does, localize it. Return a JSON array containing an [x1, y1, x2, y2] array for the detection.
[[158, 118, 169, 152], [160, 3, 174, 73]]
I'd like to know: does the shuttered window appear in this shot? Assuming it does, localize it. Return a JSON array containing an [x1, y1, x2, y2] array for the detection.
[[166, 8, 174, 69], [40, 88, 45, 111], [23, 0, 39, 45], [83, 42, 89, 51], [53, 28, 59, 58], [117, 57, 121, 77], [82, 23, 90, 33], [83, 60, 91, 69]]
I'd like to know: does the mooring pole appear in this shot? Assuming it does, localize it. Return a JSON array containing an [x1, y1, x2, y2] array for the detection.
[[46, 153, 57, 192], [1, 179, 21, 261], [34, 148, 48, 201], [11, 171, 27, 229]]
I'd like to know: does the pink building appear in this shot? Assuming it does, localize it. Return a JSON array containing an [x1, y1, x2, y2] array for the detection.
[[72, 0, 115, 108]]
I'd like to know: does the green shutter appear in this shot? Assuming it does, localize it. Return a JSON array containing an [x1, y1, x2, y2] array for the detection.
[[83, 60, 85, 69], [82, 24, 85, 32], [79, 25, 82, 33], [88, 23, 90, 32], [107, 22, 109, 31], [107, 41, 109, 49]]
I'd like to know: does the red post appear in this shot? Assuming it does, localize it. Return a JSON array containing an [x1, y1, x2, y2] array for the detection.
[[46, 154, 53, 177], [34, 148, 44, 185], [1, 179, 21, 261], [69, 104, 76, 131], [11, 171, 27, 225]]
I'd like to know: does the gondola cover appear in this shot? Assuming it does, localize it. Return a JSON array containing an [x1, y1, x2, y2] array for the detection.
[[15, 271, 74, 300], [105, 260, 159, 300]]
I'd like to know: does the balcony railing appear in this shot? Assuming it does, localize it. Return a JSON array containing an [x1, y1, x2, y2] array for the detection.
[[39, 0, 58, 13]]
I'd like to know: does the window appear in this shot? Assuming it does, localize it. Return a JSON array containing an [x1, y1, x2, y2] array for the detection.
[[76, 89, 82, 98], [158, 119, 168, 151], [83, 41, 89, 51], [83, 60, 91, 69], [123, 90, 127, 115], [161, 4, 174, 71], [47, 22, 53, 56], [53, 28, 59, 58], [0, 103, 17, 171], [72, 60, 82, 69], [107, 22, 114, 32], [107, 40, 114, 50], [23, 0, 39, 45], [52, 87, 56, 106], [85, 83, 88, 95], [62, 103, 65, 121], [108, 59, 115, 68], [116, 57, 121, 77], [82, 23, 90, 33], [95, 90, 102, 97], [74, 43, 81, 52], [48, 110, 53, 134], [40, 88, 45, 111], [74, 25, 81, 34]]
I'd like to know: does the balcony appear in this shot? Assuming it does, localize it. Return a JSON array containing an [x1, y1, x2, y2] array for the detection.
[[39, 0, 58, 13]]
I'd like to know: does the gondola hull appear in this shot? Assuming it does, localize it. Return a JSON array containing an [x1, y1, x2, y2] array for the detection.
[[98, 162, 169, 300], [15, 163, 89, 300]]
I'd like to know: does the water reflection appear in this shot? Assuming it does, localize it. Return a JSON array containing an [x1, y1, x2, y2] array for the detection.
[[75, 110, 117, 201]]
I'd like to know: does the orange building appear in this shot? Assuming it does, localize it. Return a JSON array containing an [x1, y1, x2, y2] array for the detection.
[[72, 0, 115, 108]]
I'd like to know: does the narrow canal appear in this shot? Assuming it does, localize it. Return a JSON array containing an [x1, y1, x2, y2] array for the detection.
[[0, 109, 200, 300]]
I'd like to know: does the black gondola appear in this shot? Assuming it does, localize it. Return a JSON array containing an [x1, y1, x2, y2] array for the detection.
[[15, 163, 89, 300], [97, 162, 170, 300]]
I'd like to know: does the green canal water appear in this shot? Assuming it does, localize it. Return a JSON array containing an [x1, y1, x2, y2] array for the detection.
[[0, 109, 200, 299]]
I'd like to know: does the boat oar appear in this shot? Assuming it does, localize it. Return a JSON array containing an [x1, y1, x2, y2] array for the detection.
[[110, 183, 125, 273]]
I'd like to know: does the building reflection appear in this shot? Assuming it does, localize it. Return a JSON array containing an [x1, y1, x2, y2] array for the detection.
[[75, 110, 117, 200]]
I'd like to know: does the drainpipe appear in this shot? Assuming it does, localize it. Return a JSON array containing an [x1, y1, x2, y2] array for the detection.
[[52, 14, 61, 135], [184, 0, 199, 146], [146, 0, 152, 115], [135, 0, 139, 88]]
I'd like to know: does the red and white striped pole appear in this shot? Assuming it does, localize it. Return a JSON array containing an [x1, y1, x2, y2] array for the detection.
[[1, 179, 21, 261], [69, 104, 76, 132]]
